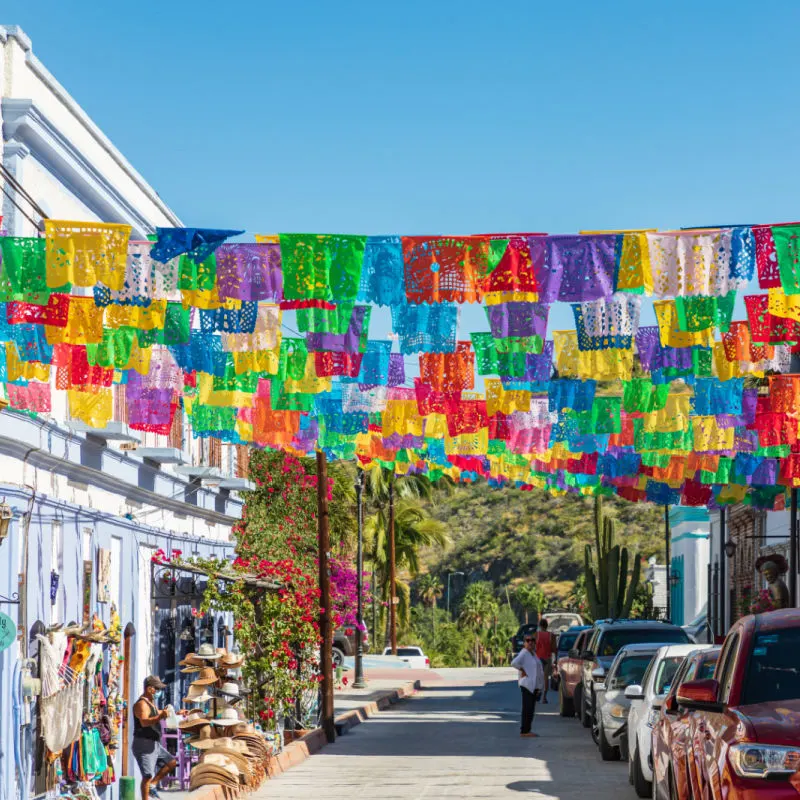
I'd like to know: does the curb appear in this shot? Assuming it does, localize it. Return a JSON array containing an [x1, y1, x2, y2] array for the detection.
[[267, 679, 420, 778]]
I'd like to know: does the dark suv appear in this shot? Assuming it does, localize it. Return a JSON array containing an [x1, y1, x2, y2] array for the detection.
[[579, 620, 689, 730], [511, 622, 539, 656]]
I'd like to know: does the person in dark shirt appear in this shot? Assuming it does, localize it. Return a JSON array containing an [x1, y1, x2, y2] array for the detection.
[[132, 675, 176, 800]]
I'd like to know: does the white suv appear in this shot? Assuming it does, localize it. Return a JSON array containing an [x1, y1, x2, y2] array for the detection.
[[626, 644, 714, 797], [383, 646, 430, 669]]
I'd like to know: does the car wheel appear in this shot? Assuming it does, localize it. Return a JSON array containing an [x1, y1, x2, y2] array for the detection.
[[632, 745, 652, 798], [598, 717, 620, 761], [581, 688, 592, 728], [559, 681, 574, 717], [332, 647, 345, 668]]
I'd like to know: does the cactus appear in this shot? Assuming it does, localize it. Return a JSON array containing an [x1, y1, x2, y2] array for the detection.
[[584, 496, 642, 620]]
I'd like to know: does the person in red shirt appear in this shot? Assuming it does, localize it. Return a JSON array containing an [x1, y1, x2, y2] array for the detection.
[[534, 619, 557, 704]]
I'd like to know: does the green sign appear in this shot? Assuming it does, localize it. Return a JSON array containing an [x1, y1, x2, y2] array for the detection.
[[0, 611, 16, 652]]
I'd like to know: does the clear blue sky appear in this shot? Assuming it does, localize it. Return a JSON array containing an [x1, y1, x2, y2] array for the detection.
[[4, 1, 799, 342]]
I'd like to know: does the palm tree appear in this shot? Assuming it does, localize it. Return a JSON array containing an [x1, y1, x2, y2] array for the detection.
[[515, 584, 547, 624], [418, 573, 444, 647], [366, 488, 449, 645], [458, 582, 499, 666]]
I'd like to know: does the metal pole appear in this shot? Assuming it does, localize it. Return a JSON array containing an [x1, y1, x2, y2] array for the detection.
[[719, 507, 727, 635], [665, 505, 671, 622], [447, 573, 452, 618], [316, 451, 335, 744], [122, 622, 136, 776], [388, 476, 397, 656], [353, 469, 366, 688], [791, 488, 798, 609]]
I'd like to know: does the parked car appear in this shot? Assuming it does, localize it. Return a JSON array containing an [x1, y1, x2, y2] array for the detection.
[[627, 644, 716, 797], [683, 607, 714, 644], [579, 620, 690, 731], [557, 627, 592, 717], [673, 609, 800, 800], [542, 611, 584, 633], [651, 646, 721, 800], [382, 645, 430, 669], [594, 643, 662, 761], [332, 627, 368, 667], [511, 623, 539, 655]]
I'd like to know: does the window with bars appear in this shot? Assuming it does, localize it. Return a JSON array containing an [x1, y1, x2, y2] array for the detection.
[[208, 437, 222, 469], [168, 404, 183, 450], [235, 445, 251, 479]]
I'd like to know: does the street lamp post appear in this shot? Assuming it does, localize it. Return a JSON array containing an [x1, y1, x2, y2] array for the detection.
[[446, 571, 465, 618], [353, 468, 366, 688]]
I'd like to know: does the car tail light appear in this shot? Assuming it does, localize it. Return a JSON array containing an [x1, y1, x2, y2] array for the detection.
[[425, 658, 430, 666], [345, 628, 354, 637], [728, 744, 800, 778]]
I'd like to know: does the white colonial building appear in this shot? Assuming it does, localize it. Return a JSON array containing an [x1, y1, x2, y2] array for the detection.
[[0, 25, 247, 800]]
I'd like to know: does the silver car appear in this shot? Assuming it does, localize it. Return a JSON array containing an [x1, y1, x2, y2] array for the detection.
[[592, 642, 663, 761]]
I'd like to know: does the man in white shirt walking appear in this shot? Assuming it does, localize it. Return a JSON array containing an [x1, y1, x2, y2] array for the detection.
[[510, 631, 545, 737]]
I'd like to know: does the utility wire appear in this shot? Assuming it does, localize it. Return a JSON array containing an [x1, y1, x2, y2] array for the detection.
[[0, 163, 49, 221], [0, 183, 42, 233]]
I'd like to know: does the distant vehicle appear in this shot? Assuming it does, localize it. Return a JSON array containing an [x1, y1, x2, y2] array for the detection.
[[650, 646, 721, 800], [551, 625, 591, 693], [626, 644, 716, 797], [382, 646, 430, 669], [332, 627, 368, 668], [542, 611, 584, 633], [594, 643, 661, 761], [558, 628, 593, 717], [579, 620, 690, 732], [682, 607, 714, 644], [672, 609, 800, 800], [511, 623, 539, 656]]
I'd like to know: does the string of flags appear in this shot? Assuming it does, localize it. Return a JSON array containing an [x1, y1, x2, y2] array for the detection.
[[3, 220, 800, 510]]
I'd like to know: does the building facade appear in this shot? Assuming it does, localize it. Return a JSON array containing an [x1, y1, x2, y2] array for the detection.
[[0, 25, 246, 800], [667, 506, 710, 627]]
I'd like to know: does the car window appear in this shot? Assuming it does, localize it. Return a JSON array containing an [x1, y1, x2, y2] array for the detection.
[[697, 655, 719, 680], [587, 630, 601, 653], [609, 655, 654, 689], [716, 633, 740, 703], [671, 657, 692, 688], [742, 629, 800, 705], [575, 631, 588, 652], [396, 648, 423, 657], [654, 656, 685, 695], [640, 659, 655, 691], [558, 632, 580, 651], [599, 628, 689, 656]]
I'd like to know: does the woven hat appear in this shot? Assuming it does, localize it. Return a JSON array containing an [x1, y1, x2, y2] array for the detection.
[[202, 748, 251, 776], [179, 653, 205, 670], [211, 707, 242, 727], [178, 711, 211, 730], [196, 643, 221, 660], [184, 684, 213, 704], [201, 753, 241, 777], [191, 667, 218, 686], [229, 722, 258, 736], [219, 652, 245, 669], [215, 681, 246, 699], [189, 765, 240, 790], [188, 733, 225, 750]]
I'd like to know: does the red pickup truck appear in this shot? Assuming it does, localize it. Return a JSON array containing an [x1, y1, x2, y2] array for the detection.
[[674, 608, 800, 800], [557, 628, 592, 717]]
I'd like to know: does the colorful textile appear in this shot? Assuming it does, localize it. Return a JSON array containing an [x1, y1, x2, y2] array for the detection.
[[402, 236, 490, 304], [533, 235, 617, 303], [391, 302, 458, 353], [215, 242, 283, 302], [358, 236, 406, 306], [150, 227, 242, 263], [279, 234, 366, 301]]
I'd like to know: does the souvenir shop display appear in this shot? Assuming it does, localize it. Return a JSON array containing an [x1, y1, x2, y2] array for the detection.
[[167, 648, 272, 792], [33, 606, 126, 799]]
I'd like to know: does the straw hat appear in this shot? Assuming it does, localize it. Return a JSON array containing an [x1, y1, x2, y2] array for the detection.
[[196, 643, 221, 660], [189, 765, 240, 790], [179, 653, 205, 673], [211, 707, 242, 727], [187, 731, 225, 750], [178, 711, 211, 731], [184, 684, 213, 704], [229, 722, 258, 736], [219, 652, 245, 669], [215, 681, 248, 701], [190, 667, 218, 686], [200, 753, 242, 778], [201, 749, 251, 778]]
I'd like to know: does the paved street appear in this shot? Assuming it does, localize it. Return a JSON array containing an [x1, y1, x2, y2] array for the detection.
[[261, 668, 628, 799]]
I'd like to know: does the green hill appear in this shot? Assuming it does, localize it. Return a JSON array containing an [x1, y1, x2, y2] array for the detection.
[[420, 482, 665, 607]]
